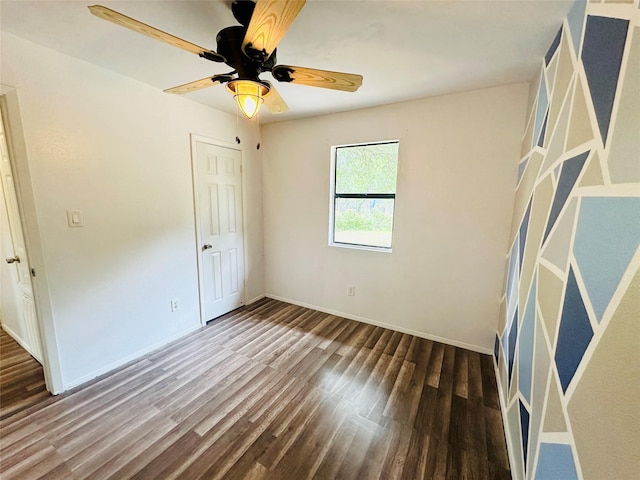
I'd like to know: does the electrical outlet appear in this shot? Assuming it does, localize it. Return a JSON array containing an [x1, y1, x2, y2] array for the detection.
[[347, 285, 356, 296], [170, 298, 180, 312]]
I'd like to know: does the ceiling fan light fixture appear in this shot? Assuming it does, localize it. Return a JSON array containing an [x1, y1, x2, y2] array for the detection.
[[226, 79, 269, 119]]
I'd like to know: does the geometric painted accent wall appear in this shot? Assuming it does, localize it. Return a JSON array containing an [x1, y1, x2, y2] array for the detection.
[[495, 1, 640, 479]]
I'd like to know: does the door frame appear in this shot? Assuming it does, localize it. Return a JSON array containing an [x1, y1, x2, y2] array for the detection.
[[0, 119, 43, 363], [190, 134, 247, 326], [1, 86, 64, 394]]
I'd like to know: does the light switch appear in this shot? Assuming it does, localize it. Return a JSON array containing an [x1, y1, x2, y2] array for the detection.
[[67, 209, 84, 227]]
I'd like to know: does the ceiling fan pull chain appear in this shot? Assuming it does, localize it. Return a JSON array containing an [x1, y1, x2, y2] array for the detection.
[[235, 101, 241, 144], [256, 109, 261, 150]]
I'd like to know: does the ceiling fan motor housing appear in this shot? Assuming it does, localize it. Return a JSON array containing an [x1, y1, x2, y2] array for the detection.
[[216, 25, 276, 81]]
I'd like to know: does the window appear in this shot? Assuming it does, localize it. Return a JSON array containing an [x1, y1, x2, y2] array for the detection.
[[330, 141, 399, 250]]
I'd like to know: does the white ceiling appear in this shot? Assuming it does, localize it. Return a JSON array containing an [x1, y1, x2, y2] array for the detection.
[[1, 0, 573, 124]]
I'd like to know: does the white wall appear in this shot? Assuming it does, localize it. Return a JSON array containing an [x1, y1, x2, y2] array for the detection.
[[262, 83, 528, 352], [1, 32, 264, 391]]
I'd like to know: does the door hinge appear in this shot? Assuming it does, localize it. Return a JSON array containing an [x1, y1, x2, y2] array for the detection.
[[30, 268, 36, 277]]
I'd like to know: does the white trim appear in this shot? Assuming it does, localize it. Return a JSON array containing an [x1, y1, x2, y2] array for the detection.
[[189, 134, 246, 327], [62, 325, 201, 391], [328, 241, 393, 254], [265, 293, 493, 355], [246, 293, 266, 304], [576, 183, 640, 198]]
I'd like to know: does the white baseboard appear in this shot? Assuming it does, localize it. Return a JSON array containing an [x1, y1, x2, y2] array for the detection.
[[62, 325, 201, 391], [246, 293, 266, 305], [265, 293, 493, 355]]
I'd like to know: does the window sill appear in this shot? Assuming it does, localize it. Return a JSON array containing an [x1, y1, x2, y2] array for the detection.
[[328, 241, 393, 253]]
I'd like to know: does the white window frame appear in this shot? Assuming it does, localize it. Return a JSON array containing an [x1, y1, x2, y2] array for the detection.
[[328, 140, 399, 253]]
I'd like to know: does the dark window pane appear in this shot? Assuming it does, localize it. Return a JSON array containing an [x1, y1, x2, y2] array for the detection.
[[335, 143, 399, 194], [334, 198, 394, 248]]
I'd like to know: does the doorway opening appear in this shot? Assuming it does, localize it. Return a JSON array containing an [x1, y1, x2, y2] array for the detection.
[[0, 97, 49, 415]]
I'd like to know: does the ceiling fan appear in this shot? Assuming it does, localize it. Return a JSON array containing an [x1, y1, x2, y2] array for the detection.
[[89, 1, 363, 119]]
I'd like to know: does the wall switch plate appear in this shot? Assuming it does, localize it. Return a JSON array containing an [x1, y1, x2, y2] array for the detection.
[[67, 209, 84, 227], [170, 298, 180, 312], [347, 285, 356, 296]]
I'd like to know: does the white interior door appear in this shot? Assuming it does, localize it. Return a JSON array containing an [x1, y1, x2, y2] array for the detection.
[[193, 137, 245, 323], [0, 107, 43, 363]]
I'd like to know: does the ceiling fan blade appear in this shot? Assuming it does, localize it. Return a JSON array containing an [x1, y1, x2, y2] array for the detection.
[[164, 75, 232, 94], [88, 5, 225, 62], [242, 0, 306, 61], [263, 83, 289, 114], [272, 65, 363, 92]]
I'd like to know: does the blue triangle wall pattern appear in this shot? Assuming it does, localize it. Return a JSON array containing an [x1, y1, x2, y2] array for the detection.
[[545, 28, 562, 65], [520, 400, 530, 470], [519, 201, 532, 271], [581, 16, 629, 145], [555, 266, 593, 393], [543, 151, 589, 244]]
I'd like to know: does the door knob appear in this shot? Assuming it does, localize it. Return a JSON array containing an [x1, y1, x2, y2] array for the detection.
[[5, 256, 20, 264], [202, 244, 213, 251]]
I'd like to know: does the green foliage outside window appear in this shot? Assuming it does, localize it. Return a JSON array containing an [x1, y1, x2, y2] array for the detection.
[[334, 200, 393, 232], [335, 143, 398, 194]]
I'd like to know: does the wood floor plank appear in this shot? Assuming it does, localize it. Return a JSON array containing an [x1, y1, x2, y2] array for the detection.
[[0, 300, 511, 479], [178, 418, 263, 480], [431, 344, 457, 441], [353, 352, 392, 417], [188, 362, 269, 436], [256, 386, 326, 469], [365, 353, 406, 423], [128, 428, 204, 479], [312, 415, 360, 480], [454, 348, 469, 399], [0, 328, 47, 420], [480, 354, 501, 409], [485, 404, 511, 472], [106, 425, 196, 479], [85, 415, 177, 480], [162, 353, 253, 422], [333, 417, 380, 479], [59, 405, 163, 470], [267, 395, 351, 480], [245, 374, 304, 425], [381, 360, 416, 421], [426, 341, 446, 388], [315, 316, 350, 350], [218, 429, 276, 480], [400, 425, 431, 480], [394, 339, 433, 427], [380, 421, 413, 479], [468, 351, 484, 403]]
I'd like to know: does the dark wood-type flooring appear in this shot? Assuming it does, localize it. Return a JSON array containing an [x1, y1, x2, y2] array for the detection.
[[0, 299, 511, 479], [0, 327, 49, 420]]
